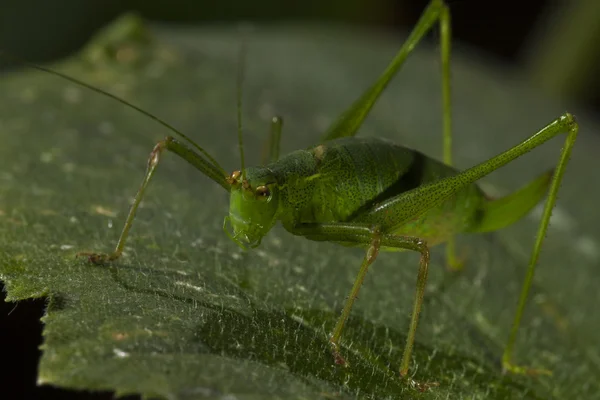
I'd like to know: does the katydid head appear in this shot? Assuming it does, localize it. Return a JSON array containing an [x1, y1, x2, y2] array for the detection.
[[224, 167, 280, 249], [222, 43, 281, 249]]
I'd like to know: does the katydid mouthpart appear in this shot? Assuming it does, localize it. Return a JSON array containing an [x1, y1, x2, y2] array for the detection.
[[17, 0, 578, 385]]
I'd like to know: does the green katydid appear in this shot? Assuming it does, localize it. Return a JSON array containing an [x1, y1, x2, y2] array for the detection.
[[23, 0, 578, 384]]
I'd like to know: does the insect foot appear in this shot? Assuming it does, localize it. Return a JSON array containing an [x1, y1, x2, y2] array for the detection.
[[404, 377, 440, 393], [328, 337, 349, 367], [76, 251, 120, 265]]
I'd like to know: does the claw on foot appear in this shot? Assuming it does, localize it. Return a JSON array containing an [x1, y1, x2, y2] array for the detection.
[[329, 339, 348, 367], [400, 369, 439, 392], [402, 375, 439, 392], [76, 252, 118, 265]]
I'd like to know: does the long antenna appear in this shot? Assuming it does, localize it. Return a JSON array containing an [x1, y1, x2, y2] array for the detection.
[[236, 43, 247, 180], [0, 51, 227, 177]]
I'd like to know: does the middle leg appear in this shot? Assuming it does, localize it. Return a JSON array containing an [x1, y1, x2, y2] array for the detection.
[[290, 222, 430, 378]]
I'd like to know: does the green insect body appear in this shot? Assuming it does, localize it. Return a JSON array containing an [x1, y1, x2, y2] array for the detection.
[[21, 0, 579, 389], [227, 136, 549, 250]]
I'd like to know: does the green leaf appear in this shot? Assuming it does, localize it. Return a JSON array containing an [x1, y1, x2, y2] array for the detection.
[[1, 20, 599, 399]]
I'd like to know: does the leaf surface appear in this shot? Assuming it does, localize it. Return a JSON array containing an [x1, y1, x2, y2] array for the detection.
[[1, 21, 599, 400]]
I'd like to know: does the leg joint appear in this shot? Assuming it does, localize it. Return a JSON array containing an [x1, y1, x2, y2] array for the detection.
[[148, 137, 173, 169]]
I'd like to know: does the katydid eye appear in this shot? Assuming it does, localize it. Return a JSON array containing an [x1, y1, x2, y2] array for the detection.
[[255, 185, 270, 199]]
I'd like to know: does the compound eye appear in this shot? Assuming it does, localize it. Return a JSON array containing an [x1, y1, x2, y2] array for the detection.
[[255, 185, 270, 200]]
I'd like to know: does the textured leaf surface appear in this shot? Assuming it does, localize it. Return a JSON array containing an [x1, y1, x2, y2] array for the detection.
[[1, 21, 599, 400]]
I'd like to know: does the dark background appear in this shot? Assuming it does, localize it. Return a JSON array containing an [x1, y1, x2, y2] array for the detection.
[[1, 0, 598, 399], [2, 0, 599, 108], [0, 0, 550, 62]]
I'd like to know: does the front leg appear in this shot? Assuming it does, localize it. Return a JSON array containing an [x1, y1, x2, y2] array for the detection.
[[290, 222, 430, 380], [77, 136, 229, 264]]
